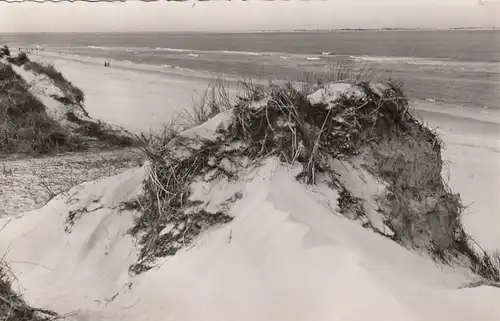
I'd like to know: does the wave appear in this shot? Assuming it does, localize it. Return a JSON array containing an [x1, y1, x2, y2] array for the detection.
[[349, 55, 449, 66], [306, 57, 321, 61], [222, 50, 267, 56], [174, 66, 195, 72], [155, 47, 280, 57], [349, 55, 405, 63], [88, 45, 106, 50], [155, 47, 190, 53], [188, 53, 200, 58]]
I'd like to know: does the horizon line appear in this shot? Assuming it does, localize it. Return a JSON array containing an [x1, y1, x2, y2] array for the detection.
[[1, 26, 499, 35]]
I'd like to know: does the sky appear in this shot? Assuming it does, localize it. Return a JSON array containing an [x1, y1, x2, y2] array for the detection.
[[0, 0, 498, 33]]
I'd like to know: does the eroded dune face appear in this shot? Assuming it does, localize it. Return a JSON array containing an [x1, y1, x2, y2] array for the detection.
[[1, 82, 499, 321]]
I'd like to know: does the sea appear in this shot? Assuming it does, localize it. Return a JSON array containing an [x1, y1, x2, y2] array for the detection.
[[1, 30, 499, 109]]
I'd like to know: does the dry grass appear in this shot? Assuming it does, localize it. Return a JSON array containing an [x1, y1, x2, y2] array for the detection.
[[127, 77, 253, 273], [179, 76, 233, 129], [0, 261, 59, 321], [23, 61, 84, 105], [130, 134, 236, 274], [296, 59, 377, 95], [228, 79, 414, 183]]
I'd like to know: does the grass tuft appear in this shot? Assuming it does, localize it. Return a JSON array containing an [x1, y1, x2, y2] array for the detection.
[[23, 61, 85, 104], [0, 261, 59, 320]]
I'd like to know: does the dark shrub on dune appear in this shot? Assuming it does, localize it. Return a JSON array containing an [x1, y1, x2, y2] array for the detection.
[[0, 45, 11, 58], [8, 52, 29, 66], [0, 63, 72, 155]]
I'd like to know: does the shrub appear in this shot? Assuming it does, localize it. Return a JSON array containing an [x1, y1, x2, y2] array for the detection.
[[133, 78, 412, 271], [0, 63, 73, 155], [8, 52, 29, 66], [74, 119, 137, 148], [0, 45, 10, 58]]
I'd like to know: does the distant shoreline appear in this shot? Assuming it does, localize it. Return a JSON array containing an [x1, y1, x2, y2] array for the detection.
[[1, 27, 499, 35]]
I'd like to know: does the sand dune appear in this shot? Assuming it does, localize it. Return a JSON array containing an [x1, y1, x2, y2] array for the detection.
[[2, 159, 499, 321]]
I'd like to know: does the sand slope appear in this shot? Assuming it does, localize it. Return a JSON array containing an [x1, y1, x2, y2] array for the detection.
[[1, 158, 499, 321]]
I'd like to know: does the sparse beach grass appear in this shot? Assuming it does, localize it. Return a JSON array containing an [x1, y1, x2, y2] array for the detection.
[[23, 61, 85, 105]]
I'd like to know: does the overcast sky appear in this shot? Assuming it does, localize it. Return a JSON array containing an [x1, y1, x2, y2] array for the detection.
[[0, 0, 498, 33]]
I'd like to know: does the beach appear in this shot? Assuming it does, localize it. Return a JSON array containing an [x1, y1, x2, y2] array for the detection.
[[1, 41, 500, 321]]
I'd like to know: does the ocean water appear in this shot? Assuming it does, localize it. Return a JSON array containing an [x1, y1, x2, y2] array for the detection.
[[1, 30, 499, 109]]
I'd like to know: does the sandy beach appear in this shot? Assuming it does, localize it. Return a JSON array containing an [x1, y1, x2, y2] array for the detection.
[[28, 53, 217, 133]]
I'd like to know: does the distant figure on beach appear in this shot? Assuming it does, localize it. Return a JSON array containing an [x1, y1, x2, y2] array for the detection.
[[104, 61, 110, 67]]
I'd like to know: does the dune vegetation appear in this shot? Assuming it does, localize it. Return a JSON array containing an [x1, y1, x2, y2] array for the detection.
[[0, 48, 136, 157], [0, 63, 71, 155]]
